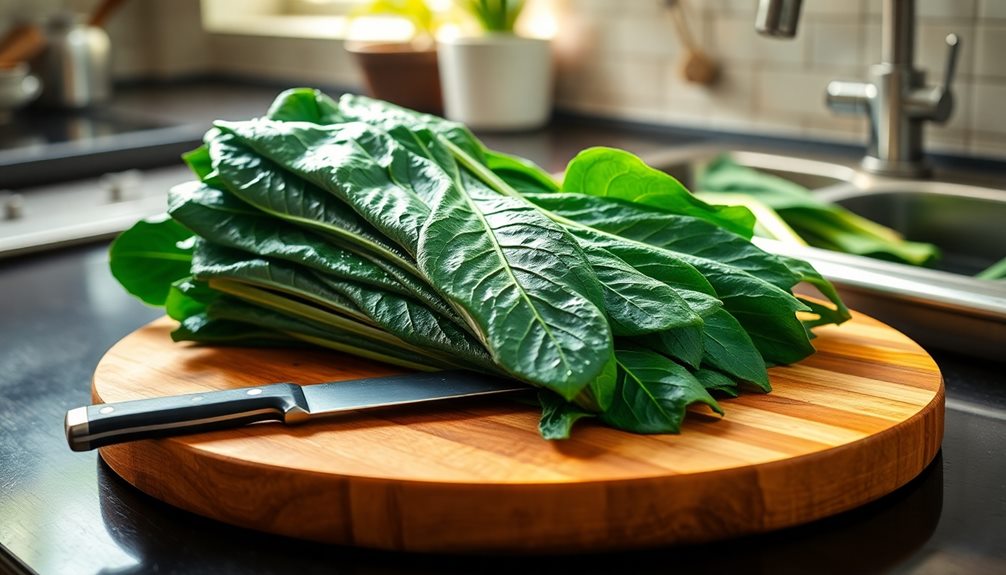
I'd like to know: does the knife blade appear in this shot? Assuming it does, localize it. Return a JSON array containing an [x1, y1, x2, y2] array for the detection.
[[65, 370, 529, 452]]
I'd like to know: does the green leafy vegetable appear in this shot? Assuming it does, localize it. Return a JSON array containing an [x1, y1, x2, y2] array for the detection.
[[538, 391, 596, 440], [418, 154, 613, 400], [977, 256, 1006, 280], [562, 147, 757, 238], [699, 155, 940, 266], [108, 90, 852, 439], [600, 348, 722, 434], [110, 215, 195, 306]]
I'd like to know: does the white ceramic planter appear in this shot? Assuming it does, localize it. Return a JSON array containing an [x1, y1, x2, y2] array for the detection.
[[437, 34, 553, 131]]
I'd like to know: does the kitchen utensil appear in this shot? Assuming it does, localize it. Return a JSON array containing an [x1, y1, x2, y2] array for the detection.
[[0, 63, 41, 121], [666, 0, 719, 85], [91, 313, 943, 553], [35, 13, 111, 108], [88, 0, 130, 28], [66, 370, 527, 451], [0, 23, 47, 68]]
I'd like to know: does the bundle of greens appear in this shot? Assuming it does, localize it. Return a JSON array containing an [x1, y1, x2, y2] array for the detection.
[[698, 155, 941, 266], [977, 256, 1006, 280], [110, 89, 851, 439]]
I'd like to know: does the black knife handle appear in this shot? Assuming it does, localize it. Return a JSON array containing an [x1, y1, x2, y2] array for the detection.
[[65, 383, 308, 452]]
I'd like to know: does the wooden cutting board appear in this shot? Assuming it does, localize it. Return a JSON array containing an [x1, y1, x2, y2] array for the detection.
[[94, 311, 943, 553]]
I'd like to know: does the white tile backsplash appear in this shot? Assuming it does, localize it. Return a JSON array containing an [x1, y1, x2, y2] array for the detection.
[[751, 23, 809, 65], [757, 69, 835, 116], [916, 0, 977, 20], [803, 0, 865, 17], [867, 0, 978, 20], [607, 14, 681, 57], [978, 0, 1006, 19], [973, 83, 1006, 135], [809, 20, 863, 68], [975, 24, 1006, 79], [709, 17, 759, 62], [555, 0, 1006, 159]]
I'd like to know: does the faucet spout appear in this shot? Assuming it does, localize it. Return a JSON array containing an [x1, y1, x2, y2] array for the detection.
[[755, 0, 959, 178], [755, 0, 803, 38]]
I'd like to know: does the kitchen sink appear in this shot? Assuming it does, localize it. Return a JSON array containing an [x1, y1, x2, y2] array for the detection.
[[817, 181, 1006, 276], [641, 145, 1006, 360], [641, 146, 859, 191]]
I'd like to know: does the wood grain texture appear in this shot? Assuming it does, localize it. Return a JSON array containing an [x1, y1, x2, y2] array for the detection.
[[94, 311, 944, 553]]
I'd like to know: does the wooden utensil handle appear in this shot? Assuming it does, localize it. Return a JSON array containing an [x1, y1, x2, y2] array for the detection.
[[89, 0, 129, 28], [65, 382, 308, 451], [0, 24, 46, 67]]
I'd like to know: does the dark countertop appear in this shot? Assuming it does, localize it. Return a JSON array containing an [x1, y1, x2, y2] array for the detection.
[[2, 81, 1006, 575]]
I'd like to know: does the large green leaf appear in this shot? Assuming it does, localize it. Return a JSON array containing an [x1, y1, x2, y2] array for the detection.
[[215, 119, 439, 256], [538, 391, 596, 440], [528, 191, 849, 330], [190, 241, 495, 371], [577, 234, 708, 336], [527, 192, 798, 289], [312, 271, 496, 371], [698, 309, 770, 391], [631, 325, 704, 369], [699, 155, 939, 265], [335, 93, 485, 160], [166, 181, 407, 296], [977, 256, 1006, 280], [205, 296, 445, 371], [165, 277, 219, 321], [109, 215, 194, 306], [203, 130, 465, 324], [190, 241, 370, 325], [418, 147, 613, 400], [600, 348, 722, 434], [675, 255, 814, 365], [540, 205, 814, 365], [172, 313, 297, 346], [484, 150, 560, 195], [181, 145, 223, 188], [206, 130, 410, 268], [567, 227, 718, 300], [561, 147, 756, 238], [209, 279, 418, 354], [693, 368, 740, 398], [266, 87, 342, 124]]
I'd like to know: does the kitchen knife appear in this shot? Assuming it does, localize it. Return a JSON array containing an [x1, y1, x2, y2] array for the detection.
[[65, 370, 529, 452]]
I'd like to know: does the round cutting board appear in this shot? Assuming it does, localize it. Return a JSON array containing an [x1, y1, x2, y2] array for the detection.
[[94, 311, 943, 553]]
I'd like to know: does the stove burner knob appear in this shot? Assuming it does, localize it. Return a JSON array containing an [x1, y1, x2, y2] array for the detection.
[[1, 192, 25, 221]]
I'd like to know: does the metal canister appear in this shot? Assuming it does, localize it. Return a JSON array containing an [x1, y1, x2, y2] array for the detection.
[[36, 13, 111, 108]]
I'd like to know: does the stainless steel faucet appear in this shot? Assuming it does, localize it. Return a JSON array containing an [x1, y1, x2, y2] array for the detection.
[[755, 0, 960, 178]]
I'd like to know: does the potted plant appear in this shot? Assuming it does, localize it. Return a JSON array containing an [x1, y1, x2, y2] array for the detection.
[[344, 0, 444, 114], [437, 0, 553, 130]]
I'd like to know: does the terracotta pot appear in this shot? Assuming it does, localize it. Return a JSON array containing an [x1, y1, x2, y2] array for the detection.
[[345, 41, 443, 115]]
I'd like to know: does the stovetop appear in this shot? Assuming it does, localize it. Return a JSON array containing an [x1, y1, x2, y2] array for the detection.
[[0, 108, 169, 153], [0, 81, 321, 259], [0, 109, 201, 259]]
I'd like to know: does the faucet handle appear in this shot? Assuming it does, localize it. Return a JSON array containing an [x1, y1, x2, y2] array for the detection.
[[941, 33, 960, 95], [909, 33, 960, 123]]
